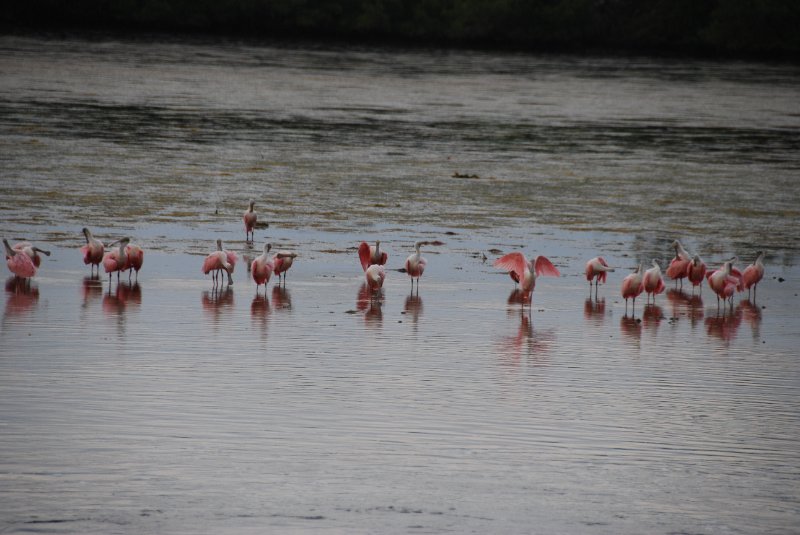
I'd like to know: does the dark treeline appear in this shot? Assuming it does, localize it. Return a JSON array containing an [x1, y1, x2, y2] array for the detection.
[[4, 0, 799, 58]]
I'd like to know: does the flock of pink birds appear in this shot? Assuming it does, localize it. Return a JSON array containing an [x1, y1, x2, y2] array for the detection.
[[4, 201, 766, 315]]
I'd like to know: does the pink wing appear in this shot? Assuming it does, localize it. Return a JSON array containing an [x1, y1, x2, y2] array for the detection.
[[534, 256, 560, 277], [202, 252, 221, 274], [379, 251, 388, 266], [730, 267, 744, 291], [493, 252, 527, 281], [7, 253, 36, 278], [358, 242, 371, 271], [226, 251, 238, 268], [80, 244, 92, 265]]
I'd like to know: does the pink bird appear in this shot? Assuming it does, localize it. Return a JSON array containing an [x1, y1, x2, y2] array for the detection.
[[665, 240, 691, 288], [585, 256, 615, 296], [707, 258, 743, 309], [493, 251, 560, 303], [80, 227, 105, 275], [123, 242, 144, 281], [103, 237, 130, 283], [13, 241, 51, 268], [621, 263, 644, 315], [405, 241, 430, 292], [358, 240, 388, 272], [202, 239, 237, 286], [642, 260, 666, 303], [272, 249, 298, 286], [685, 255, 707, 293], [365, 264, 386, 293], [741, 251, 765, 301], [3, 238, 37, 279], [251, 243, 275, 294], [243, 199, 257, 242]]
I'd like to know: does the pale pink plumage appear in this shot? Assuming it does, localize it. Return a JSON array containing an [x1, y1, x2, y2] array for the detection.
[[685, 255, 707, 290], [741, 252, 765, 299], [4, 239, 36, 278], [493, 251, 560, 297], [358, 241, 388, 272], [642, 261, 665, 301], [251, 243, 274, 291], [585, 256, 613, 285], [80, 228, 104, 273], [243, 200, 257, 241], [621, 264, 644, 314], [365, 264, 386, 292]]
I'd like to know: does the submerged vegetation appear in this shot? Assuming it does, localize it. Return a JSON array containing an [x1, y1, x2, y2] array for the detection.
[[3, 0, 799, 57]]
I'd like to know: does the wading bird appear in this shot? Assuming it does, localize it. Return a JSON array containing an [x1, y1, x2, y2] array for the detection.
[[686, 255, 707, 293], [272, 249, 297, 286], [103, 237, 130, 283], [707, 258, 743, 309], [666, 240, 691, 288], [365, 263, 386, 293], [741, 251, 765, 301], [251, 243, 275, 294], [13, 241, 50, 269], [585, 256, 614, 296], [123, 241, 144, 281], [621, 264, 644, 316], [202, 239, 237, 286], [243, 199, 257, 242], [405, 241, 432, 292], [643, 260, 665, 303], [3, 239, 36, 279], [358, 240, 388, 272], [80, 227, 105, 275], [493, 251, 560, 303]]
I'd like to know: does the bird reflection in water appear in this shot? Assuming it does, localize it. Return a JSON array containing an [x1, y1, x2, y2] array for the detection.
[[4, 276, 39, 319], [583, 297, 606, 325], [102, 281, 142, 316], [665, 288, 704, 328], [738, 299, 762, 340], [705, 306, 743, 344], [620, 315, 642, 344], [498, 307, 553, 367], [271, 285, 292, 311], [202, 286, 234, 324], [251, 293, 271, 340], [403, 291, 423, 328], [356, 283, 383, 327], [81, 275, 103, 308], [642, 303, 663, 330]]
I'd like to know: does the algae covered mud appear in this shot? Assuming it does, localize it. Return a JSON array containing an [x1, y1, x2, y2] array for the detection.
[[1, 34, 799, 534]]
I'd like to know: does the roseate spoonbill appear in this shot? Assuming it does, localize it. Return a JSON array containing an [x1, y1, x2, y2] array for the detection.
[[251, 243, 274, 294], [123, 242, 144, 281], [686, 255, 707, 293], [81, 227, 105, 275], [3, 239, 36, 279], [643, 260, 665, 304], [621, 264, 644, 315], [666, 240, 691, 288], [493, 251, 560, 303], [13, 241, 50, 268], [244, 199, 257, 242], [706, 258, 742, 309], [742, 251, 765, 301], [103, 237, 130, 283], [585, 256, 614, 296], [405, 241, 431, 292], [358, 240, 388, 271], [272, 250, 297, 285], [202, 239, 237, 286], [365, 264, 386, 293]]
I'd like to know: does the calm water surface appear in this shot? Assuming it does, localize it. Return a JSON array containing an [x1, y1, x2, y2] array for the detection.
[[0, 34, 799, 534]]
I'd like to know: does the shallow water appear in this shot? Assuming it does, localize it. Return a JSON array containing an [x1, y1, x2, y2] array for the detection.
[[1, 34, 799, 534]]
